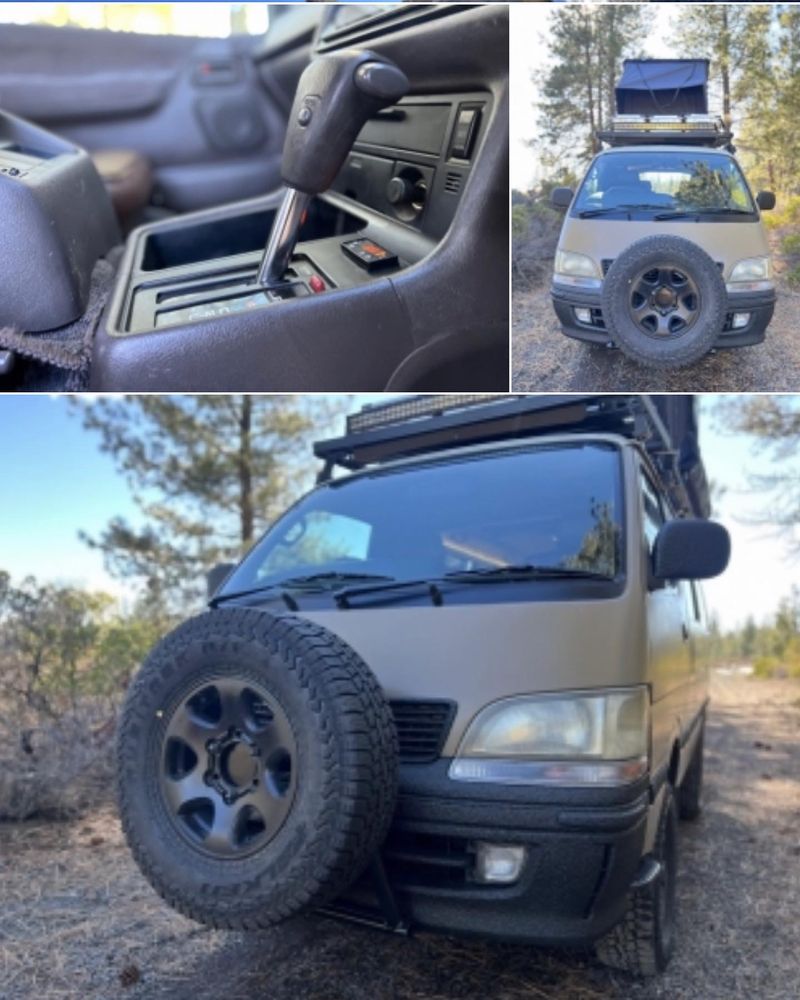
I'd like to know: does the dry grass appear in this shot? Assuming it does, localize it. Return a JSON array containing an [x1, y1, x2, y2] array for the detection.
[[1, 673, 799, 1000]]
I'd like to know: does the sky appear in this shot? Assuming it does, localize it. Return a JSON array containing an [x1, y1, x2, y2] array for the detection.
[[0, 394, 796, 633], [511, 3, 710, 190]]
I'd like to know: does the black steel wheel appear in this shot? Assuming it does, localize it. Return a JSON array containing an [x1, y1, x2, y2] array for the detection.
[[160, 676, 298, 858], [117, 608, 398, 930], [603, 235, 726, 368], [628, 265, 701, 339]]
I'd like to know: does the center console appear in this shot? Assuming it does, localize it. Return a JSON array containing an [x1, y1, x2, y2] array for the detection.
[[106, 87, 491, 336], [0, 111, 118, 332], [93, 1, 508, 391]]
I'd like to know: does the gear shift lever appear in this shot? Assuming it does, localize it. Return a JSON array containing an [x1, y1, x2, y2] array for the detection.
[[257, 49, 409, 288]]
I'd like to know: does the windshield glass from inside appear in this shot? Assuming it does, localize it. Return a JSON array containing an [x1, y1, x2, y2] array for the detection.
[[574, 150, 756, 217], [220, 443, 624, 596]]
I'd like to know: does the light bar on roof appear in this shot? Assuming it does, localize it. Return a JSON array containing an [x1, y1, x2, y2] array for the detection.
[[605, 114, 727, 134], [347, 394, 513, 435]]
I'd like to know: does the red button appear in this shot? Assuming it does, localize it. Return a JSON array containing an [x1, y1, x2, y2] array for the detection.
[[309, 275, 325, 294]]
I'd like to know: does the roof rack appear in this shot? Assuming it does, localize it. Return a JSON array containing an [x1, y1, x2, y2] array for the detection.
[[597, 114, 734, 150], [314, 394, 708, 518]]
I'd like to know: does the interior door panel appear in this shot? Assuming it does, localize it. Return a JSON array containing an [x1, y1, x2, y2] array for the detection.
[[0, 23, 291, 211]]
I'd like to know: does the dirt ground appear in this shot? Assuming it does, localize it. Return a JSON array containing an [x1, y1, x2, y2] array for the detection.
[[2, 672, 799, 1000], [511, 237, 800, 391]]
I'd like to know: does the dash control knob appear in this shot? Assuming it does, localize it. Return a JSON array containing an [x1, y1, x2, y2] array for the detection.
[[387, 175, 414, 205]]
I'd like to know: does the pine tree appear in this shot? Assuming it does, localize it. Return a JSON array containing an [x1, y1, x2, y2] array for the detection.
[[536, 4, 651, 167], [714, 396, 800, 556], [72, 395, 348, 608]]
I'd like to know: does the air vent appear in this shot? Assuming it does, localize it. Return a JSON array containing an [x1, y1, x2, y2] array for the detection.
[[390, 700, 456, 763], [318, 4, 470, 52], [444, 172, 462, 195]]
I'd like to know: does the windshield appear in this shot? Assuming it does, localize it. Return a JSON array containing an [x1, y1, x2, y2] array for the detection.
[[221, 443, 623, 596], [574, 151, 755, 217]]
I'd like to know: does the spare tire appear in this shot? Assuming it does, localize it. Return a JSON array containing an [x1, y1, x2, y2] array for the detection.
[[117, 607, 397, 929], [602, 235, 726, 368]]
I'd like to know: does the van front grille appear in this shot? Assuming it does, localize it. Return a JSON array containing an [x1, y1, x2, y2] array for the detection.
[[389, 699, 456, 763], [601, 259, 724, 275]]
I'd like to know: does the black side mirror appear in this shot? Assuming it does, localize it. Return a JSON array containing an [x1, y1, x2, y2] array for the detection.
[[757, 190, 776, 211], [652, 520, 730, 583], [550, 186, 575, 209], [207, 562, 236, 599]]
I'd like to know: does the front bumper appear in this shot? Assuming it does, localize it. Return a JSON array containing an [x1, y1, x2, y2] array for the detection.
[[551, 281, 776, 349], [334, 761, 650, 947]]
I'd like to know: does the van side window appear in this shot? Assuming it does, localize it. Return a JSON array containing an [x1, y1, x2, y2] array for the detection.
[[640, 468, 665, 551]]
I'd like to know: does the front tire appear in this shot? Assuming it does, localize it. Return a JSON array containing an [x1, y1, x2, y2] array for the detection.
[[595, 786, 679, 977], [678, 721, 705, 821]]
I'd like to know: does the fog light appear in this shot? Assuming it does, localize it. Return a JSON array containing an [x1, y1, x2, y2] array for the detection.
[[732, 312, 750, 330], [574, 307, 592, 325], [472, 842, 527, 884]]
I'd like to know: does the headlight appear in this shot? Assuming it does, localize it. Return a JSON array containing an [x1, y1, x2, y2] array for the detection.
[[449, 686, 649, 786], [555, 249, 600, 278], [729, 257, 771, 283]]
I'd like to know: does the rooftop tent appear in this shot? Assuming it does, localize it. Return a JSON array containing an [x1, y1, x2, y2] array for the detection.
[[615, 59, 710, 117]]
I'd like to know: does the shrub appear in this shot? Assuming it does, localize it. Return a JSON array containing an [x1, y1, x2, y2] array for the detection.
[[782, 232, 800, 255], [511, 189, 561, 286], [752, 655, 781, 678]]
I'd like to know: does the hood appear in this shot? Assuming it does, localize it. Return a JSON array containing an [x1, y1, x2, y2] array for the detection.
[[300, 594, 645, 756], [558, 218, 770, 279]]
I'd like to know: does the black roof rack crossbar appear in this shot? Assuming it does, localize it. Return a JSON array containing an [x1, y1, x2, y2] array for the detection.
[[313, 394, 706, 518]]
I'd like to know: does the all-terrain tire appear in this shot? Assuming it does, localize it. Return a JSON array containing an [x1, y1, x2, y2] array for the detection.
[[678, 720, 705, 821], [603, 235, 726, 368], [595, 786, 679, 977], [116, 607, 398, 929]]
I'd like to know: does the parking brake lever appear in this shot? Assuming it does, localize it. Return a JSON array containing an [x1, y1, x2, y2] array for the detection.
[[257, 49, 409, 288]]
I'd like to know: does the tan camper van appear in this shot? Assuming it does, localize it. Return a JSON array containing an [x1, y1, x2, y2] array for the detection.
[[116, 394, 730, 977], [550, 60, 776, 368]]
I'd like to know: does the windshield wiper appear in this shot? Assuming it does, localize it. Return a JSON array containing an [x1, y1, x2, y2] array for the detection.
[[212, 572, 395, 609], [654, 207, 752, 220], [333, 564, 613, 609], [578, 203, 665, 218], [333, 577, 446, 609], [211, 582, 304, 611], [444, 564, 614, 583]]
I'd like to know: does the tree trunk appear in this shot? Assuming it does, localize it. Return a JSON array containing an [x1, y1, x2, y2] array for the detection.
[[238, 395, 254, 546], [585, 28, 598, 155], [720, 6, 732, 127]]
